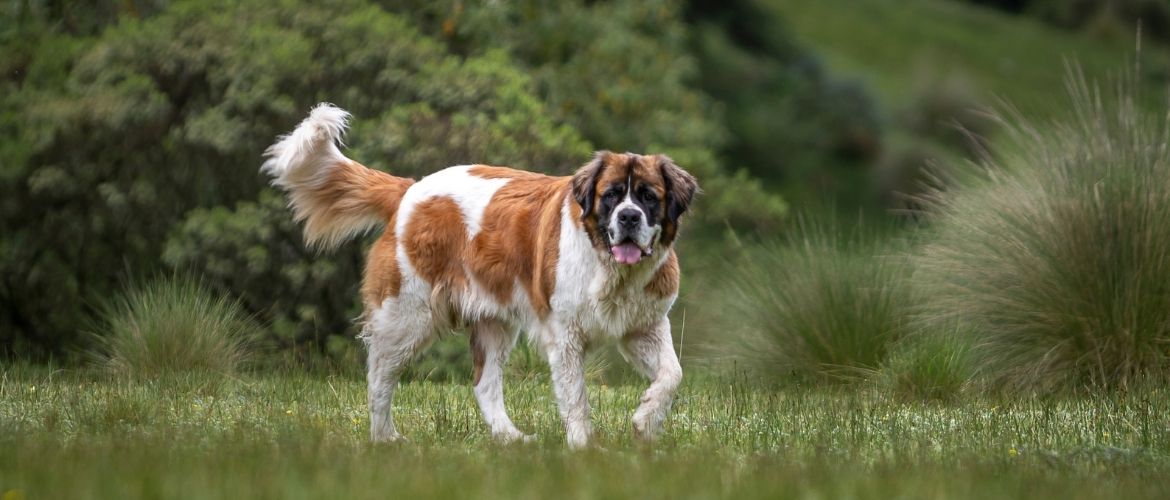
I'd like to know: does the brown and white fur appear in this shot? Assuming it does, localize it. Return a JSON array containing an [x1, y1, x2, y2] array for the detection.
[[262, 104, 697, 448]]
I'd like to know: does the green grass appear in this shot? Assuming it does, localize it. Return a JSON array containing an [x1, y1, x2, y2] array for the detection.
[[765, 0, 1167, 121], [2, 365, 1169, 499]]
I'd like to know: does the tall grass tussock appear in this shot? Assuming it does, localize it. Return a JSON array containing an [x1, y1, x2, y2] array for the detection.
[[93, 276, 258, 377], [917, 67, 1170, 392], [713, 225, 914, 382], [879, 327, 976, 401]]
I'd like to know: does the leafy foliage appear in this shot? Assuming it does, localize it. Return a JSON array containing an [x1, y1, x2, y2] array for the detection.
[[1, 0, 591, 359], [686, 0, 884, 205], [383, 0, 789, 232], [964, 0, 1170, 45], [1, 0, 800, 362], [163, 193, 366, 364], [158, 1, 593, 362]]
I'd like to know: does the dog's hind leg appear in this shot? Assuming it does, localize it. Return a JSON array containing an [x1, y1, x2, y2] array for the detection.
[[363, 297, 434, 443], [619, 318, 682, 442], [470, 319, 530, 443]]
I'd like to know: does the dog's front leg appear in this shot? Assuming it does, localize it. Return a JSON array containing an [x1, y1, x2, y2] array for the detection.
[[544, 331, 592, 449], [620, 318, 682, 441]]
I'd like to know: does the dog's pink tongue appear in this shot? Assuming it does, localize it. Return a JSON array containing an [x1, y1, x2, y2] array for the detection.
[[611, 242, 643, 265]]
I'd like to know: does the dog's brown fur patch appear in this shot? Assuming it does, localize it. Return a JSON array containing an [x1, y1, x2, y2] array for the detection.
[[361, 213, 402, 308], [403, 196, 469, 291], [470, 331, 486, 386], [468, 164, 546, 180], [469, 169, 569, 319], [645, 250, 680, 298]]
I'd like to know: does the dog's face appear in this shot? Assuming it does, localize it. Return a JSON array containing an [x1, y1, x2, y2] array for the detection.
[[571, 151, 698, 265]]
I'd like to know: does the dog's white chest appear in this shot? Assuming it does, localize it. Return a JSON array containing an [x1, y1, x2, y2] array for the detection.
[[551, 202, 672, 338]]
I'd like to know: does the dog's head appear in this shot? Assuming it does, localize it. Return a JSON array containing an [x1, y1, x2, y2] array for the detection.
[[570, 151, 698, 265]]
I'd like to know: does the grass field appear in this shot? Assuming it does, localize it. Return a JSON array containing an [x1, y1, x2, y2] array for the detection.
[[2, 365, 1168, 499]]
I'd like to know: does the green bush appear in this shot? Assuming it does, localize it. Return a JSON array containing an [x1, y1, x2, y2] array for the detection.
[[1, 0, 589, 360], [712, 225, 914, 382], [383, 0, 789, 234], [870, 135, 954, 211], [157, 1, 591, 364], [686, 0, 883, 206], [898, 68, 994, 159], [1, 0, 792, 364], [163, 192, 368, 367], [92, 276, 258, 377], [917, 69, 1170, 392], [964, 0, 1170, 45]]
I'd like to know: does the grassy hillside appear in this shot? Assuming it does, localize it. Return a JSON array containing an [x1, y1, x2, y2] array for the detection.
[[766, 0, 1167, 120]]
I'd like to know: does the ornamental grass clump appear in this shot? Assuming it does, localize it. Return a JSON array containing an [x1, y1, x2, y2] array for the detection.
[[715, 225, 914, 383], [93, 276, 258, 377], [917, 68, 1170, 392], [880, 328, 976, 401]]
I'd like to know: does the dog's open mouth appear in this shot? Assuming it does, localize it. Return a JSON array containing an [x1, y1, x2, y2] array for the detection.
[[610, 240, 651, 265]]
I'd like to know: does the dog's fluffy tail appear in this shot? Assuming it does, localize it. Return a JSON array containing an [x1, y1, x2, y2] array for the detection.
[[262, 103, 414, 250]]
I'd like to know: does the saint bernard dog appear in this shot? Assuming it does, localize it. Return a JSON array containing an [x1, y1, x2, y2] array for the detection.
[[262, 104, 697, 448]]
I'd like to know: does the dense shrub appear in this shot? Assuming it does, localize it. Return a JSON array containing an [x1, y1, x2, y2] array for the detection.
[[870, 135, 956, 211], [917, 70, 1170, 392], [382, 0, 790, 233], [869, 70, 994, 211], [2, 0, 797, 362], [92, 276, 258, 377], [167, 10, 597, 367], [898, 69, 994, 159], [685, 0, 883, 206], [1, 0, 589, 359], [712, 225, 914, 382], [964, 0, 1170, 45], [163, 193, 367, 364]]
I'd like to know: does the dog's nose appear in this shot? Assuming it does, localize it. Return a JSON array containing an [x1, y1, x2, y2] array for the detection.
[[617, 208, 641, 229]]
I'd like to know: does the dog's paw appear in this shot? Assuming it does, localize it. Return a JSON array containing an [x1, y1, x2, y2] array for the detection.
[[493, 429, 535, 444], [371, 431, 409, 445], [631, 409, 662, 441], [632, 420, 652, 441]]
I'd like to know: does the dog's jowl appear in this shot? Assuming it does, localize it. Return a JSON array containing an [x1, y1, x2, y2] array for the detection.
[[263, 104, 697, 448]]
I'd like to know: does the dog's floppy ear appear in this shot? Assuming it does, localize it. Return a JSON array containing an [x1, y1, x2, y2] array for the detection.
[[571, 151, 610, 217], [659, 155, 698, 223]]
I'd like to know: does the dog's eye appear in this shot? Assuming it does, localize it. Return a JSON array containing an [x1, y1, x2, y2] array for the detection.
[[603, 191, 620, 201], [640, 190, 657, 203]]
